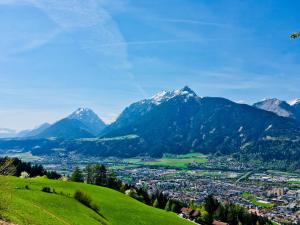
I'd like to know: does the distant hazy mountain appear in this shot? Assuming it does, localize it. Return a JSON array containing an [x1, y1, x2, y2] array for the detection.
[[101, 87, 300, 159], [0, 128, 17, 138], [68, 108, 106, 135], [17, 123, 51, 138], [253, 98, 300, 121], [34, 108, 105, 139], [35, 118, 94, 139]]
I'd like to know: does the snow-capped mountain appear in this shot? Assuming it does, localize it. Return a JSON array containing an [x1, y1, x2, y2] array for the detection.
[[34, 108, 106, 139], [289, 99, 300, 106], [253, 98, 295, 118], [1, 87, 300, 165], [101, 86, 300, 158], [253, 98, 300, 121], [101, 86, 201, 137], [290, 99, 300, 111], [68, 108, 106, 135], [150, 86, 197, 105]]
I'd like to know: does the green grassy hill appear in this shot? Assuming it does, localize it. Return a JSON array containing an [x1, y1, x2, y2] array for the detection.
[[0, 176, 193, 225]]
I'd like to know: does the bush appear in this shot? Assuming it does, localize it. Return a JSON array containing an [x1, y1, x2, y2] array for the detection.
[[41, 187, 51, 193], [20, 171, 30, 179], [25, 185, 29, 190], [74, 190, 100, 212], [46, 171, 61, 179], [90, 202, 100, 212], [74, 190, 92, 207]]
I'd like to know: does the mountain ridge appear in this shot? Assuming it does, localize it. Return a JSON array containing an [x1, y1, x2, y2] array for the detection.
[[34, 108, 106, 139], [100, 87, 300, 160], [1, 87, 300, 168], [253, 98, 300, 121]]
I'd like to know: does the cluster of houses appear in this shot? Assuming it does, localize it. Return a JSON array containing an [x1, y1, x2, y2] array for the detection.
[[118, 167, 300, 224], [179, 207, 229, 225]]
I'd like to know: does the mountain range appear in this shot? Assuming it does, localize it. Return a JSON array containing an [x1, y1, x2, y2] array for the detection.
[[0, 108, 106, 139], [99, 87, 300, 160], [253, 98, 300, 121], [0, 87, 300, 168]]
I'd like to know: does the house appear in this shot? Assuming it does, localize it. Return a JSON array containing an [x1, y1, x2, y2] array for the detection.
[[180, 207, 200, 220]]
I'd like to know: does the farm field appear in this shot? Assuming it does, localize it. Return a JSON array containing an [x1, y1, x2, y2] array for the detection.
[[122, 153, 208, 169]]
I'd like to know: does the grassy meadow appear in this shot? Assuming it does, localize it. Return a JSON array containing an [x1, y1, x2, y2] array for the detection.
[[0, 176, 193, 225], [122, 153, 208, 169]]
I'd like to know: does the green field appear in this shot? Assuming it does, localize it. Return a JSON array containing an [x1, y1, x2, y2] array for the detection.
[[0, 176, 193, 225], [241, 192, 274, 209], [141, 153, 208, 169]]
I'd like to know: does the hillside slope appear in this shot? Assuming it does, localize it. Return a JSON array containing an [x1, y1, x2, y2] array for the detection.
[[0, 176, 193, 225]]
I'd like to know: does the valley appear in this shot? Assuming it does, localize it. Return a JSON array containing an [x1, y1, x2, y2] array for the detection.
[[2, 151, 299, 224], [1, 87, 300, 224]]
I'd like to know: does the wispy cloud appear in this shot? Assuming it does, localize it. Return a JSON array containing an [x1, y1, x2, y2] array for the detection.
[[83, 38, 202, 49], [0, 0, 149, 98], [154, 18, 231, 28], [11, 28, 62, 54]]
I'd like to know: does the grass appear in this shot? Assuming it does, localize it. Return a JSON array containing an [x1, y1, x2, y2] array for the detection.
[[288, 180, 300, 185], [121, 153, 208, 169], [241, 192, 274, 209], [142, 153, 208, 169], [0, 176, 193, 225]]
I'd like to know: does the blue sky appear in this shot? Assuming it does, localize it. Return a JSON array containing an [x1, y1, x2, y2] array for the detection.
[[1, 0, 300, 130]]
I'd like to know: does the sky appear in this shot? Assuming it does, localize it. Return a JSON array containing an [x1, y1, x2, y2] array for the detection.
[[1, 0, 300, 130]]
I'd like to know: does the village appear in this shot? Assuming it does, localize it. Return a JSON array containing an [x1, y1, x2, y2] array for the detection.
[[117, 168, 300, 224]]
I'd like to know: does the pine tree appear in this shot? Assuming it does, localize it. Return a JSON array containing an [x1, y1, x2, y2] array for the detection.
[[170, 202, 178, 213], [71, 166, 84, 182], [164, 200, 171, 211], [153, 198, 159, 208]]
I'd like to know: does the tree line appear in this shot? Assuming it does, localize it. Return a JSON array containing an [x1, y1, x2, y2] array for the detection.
[[70, 164, 122, 191], [0, 157, 61, 179], [193, 195, 272, 225]]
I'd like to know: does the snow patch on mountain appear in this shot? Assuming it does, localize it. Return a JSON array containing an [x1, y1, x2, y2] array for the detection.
[[289, 99, 300, 106], [150, 86, 197, 105]]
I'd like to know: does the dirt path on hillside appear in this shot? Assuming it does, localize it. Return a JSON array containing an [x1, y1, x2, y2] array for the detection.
[[0, 220, 17, 225]]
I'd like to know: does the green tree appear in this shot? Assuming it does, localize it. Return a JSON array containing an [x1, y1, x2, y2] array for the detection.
[[290, 31, 300, 39], [153, 198, 159, 208], [205, 194, 219, 215], [85, 165, 93, 184], [170, 202, 177, 212], [164, 200, 171, 211], [215, 204, 227, 222], [71, 166, 84, 182]]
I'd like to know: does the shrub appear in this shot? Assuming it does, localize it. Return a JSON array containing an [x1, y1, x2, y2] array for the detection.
[[41, 187, 51, 193], [73, 190, 100, 212], [90, 202, 100, 212], [25, 185, 29, 190], [20, 171, 30, 179], [46, 171, 61, 179], [74, 190, 92, 207]]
